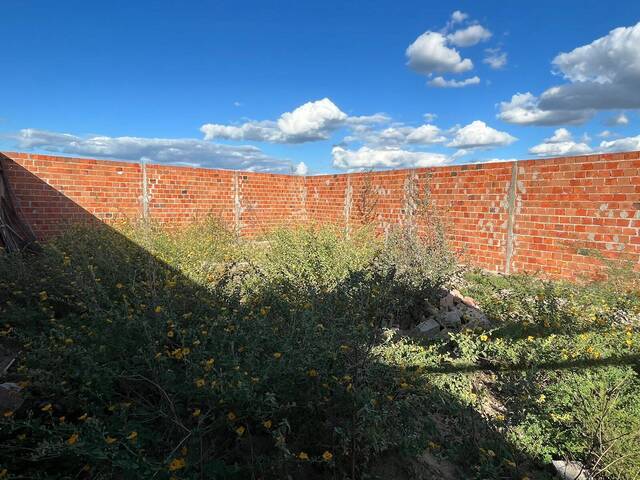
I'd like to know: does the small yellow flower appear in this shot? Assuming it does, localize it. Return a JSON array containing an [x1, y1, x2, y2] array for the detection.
[[527, 336, 535, 342], [322, 451, 333, 462], [235, 425, 245, 436], [41, 403, 53, 412], [227, 411, 237, 421], [308, 369, 319, 377], [105, 436, 117, 444], [168, 458, 186, 471], [64, 338, 74, 345], [115, 283, 124, 289], [298, 452, 309, 460], [3, 410, 13, 418], [537, 394, 546, 404], [273, 352, 282, 359], [192, 408, 201, 417], [39, 291, 48, 301], [155, 306, 163, 313], [66, 433, 79, 445], [479, 334, 488, 342], [262, 419, 272, 429], [195, 378, 206, 388], [340, 344, 351, 352], [78, 413, 88, 421], [167, 330, 175, 338], [127, 431, 138, 441]]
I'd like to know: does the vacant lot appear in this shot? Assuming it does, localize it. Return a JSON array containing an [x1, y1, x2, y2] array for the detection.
[[1, 221, 638, 479]]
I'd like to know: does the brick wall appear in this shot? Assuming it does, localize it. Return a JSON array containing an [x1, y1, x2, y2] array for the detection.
[[2, 150, 639, 279]]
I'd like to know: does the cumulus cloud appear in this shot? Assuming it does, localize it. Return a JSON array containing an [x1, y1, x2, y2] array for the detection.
[[500, 22, 640, 126], [428, 75, 480, 88], [450, 10, 468, 25], [332, 146, 450, 170], [447, 25, 492, 47], [342, 123, 446, 147], [406, 31, 473, 75], [201, 98, 355, 144], [529, 128, 592, 156], [447, 120, 516, 149], [498, 92, 594, 126], [294, 161, 309, 175], [14, 128, 291, 172], [483, 48, 507, 69], [599, 135, 640, 152]]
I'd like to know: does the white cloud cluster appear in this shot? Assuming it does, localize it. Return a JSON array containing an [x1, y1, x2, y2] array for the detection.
[[447, 25, 492, 47], [344, 123, 447, 147], [447, 120, 516, 149], [498, 92, 593, 126], [483, 48, 507, 69], [15, 128, 291, 172], [201, 98, 367, 144], [406, 11, 496, 88], [332, 146, 450, 170], [528, 128, 592, 156], [428, 75, 480, 88], [500, 22, 640, 126], [599, 135, 640, 152]]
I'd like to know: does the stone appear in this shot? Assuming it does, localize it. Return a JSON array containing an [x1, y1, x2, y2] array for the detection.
[[0, 382, 23, 413], [462, 296, 477, 308], [416, 318, 441, 338], [552, 460, 591, 480], [439, 294, 455, 309], [464, 309, 491, 328], [441, 309, 462, 328]]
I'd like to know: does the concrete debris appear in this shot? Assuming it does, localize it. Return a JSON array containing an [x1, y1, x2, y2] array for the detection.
[[552, 460, 591, 480], [415, 288, 491, 337], [0, 382, 23, 413], [416, 318, 441, 338]]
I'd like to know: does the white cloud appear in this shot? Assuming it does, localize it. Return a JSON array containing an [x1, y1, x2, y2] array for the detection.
[[423, 113, 438, 122], [497, 92, 594, 126], [500, 22, 640, 126], [294, 161, 309, 175], [201, 98, 350, 144], [597, 130, 615, 138], [14, 128, 291, 172], [406, 31, 473, 75], [447, 25, 492, 47], [277, 98, 347, 140], [428, 75, 480, 88], [529, 128, 592, 156], [447, 120, 516, 149], [332, 146, 450, 170], [450, 11, 468, 25], [605, 112, 629, 126], [599, 135, 640, 152], [483, 48, 507, 69], [342, 123, 446, 147]]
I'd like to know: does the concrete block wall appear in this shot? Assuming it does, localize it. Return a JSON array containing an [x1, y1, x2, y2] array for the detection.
[[2, 150, 639, 279]]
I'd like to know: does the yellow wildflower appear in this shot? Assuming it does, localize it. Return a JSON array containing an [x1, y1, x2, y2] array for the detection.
[[298, 452, 309, 460], [479, 334, 488, 342], [66, 433, 79, 445], [308, 369, 319, 377], [235, 425, 245, 436], [39, 291, 48, 301], [227, 411, 237, 421], [192, 408, 201, 417], [105, 436, 117, 444], [168, 458, 186, 471], [3, 410, 13, 418], [155, 306, 163, 313], [527, 336, 535, 342], [273, 352, 282, 359], [262, 419, 272, 429], [195, 378, 206, 388], [322, 451, 333, 462], [115, 283, 124, 289], [78, 413, 88, 421], [41, 403, 53, 412], [127, 431, 138, 441]]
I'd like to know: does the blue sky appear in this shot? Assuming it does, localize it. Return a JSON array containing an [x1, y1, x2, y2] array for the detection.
[[1, 0, 640, 174]]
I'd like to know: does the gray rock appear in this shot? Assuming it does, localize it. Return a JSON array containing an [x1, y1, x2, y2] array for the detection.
[[0, 382, 23, 413], [439, 294, 455, 309], [416, 318, 441, 338], [552, 460, 591, 480], [441, 309, 462, 328]]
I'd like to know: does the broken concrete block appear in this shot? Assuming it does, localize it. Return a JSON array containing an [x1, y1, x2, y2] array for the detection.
[[416, 318, 440, 338], [441, 309, 462, 328], [552, 460, 591, 480]]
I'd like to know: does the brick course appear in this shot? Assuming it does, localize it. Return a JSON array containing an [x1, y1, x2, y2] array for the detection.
[[2, 150, 639, 280]]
